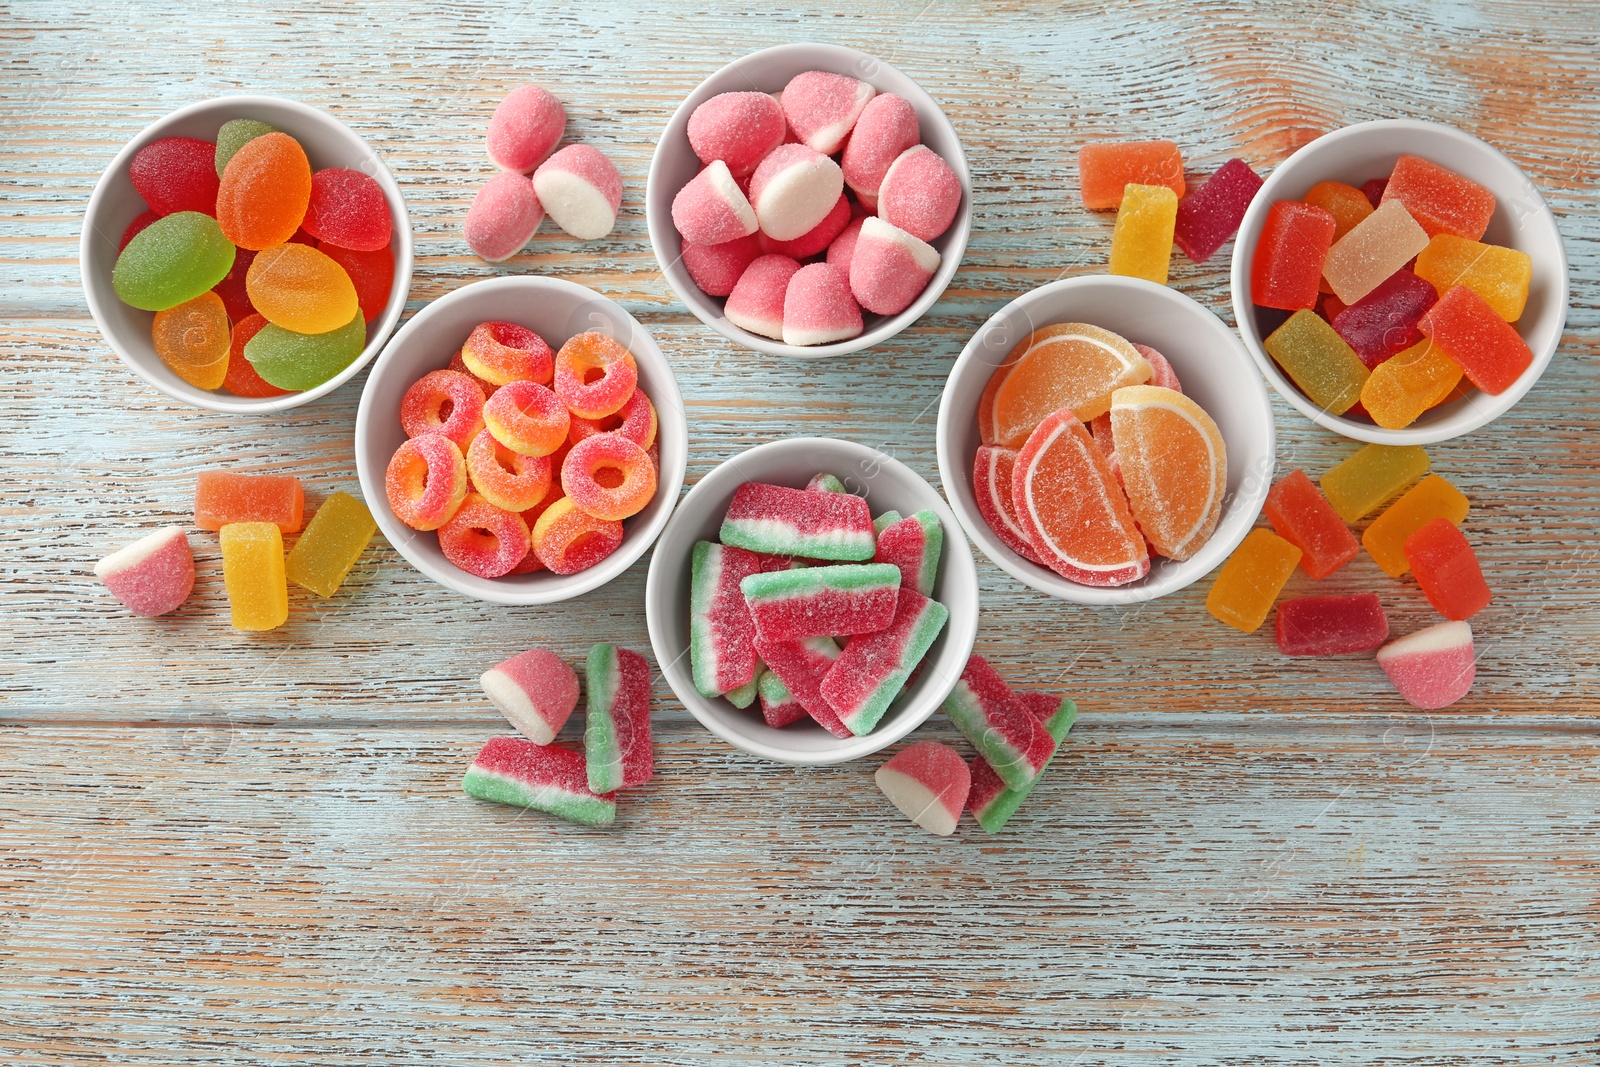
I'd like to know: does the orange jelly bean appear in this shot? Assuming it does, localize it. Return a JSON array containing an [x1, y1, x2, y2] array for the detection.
[[246, 242, 359, 334], [216, 132, 313, 250], [152, 291, 231, 390]]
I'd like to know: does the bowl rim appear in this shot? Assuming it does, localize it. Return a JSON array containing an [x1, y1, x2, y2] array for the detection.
[[353, 274, 687, 606], [643, 434, 980, 765], [80, 92, 415, 415], [1229, 118, 1570, 446], [936, 273, 1277, 606], [645, 41, 971, 360]]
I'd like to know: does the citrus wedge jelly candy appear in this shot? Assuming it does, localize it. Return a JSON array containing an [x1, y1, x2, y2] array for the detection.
[[584, 643, 653, 794], [972, 445, 1042, 565], [1419, 284, 1533, 396], [1263, 310, 1369, 416], [751, 633, 849, 737], [216, 131, 313, 250], [1012, 409, 1149, 586], [1362, 474, 1470, 577], [113, 211, 236, 312], [1173, 158, 1262, 263], [246, 242, 360, 334], [991, 323, 1152, 448], [462, 737, 615, 827], [152, 291, 231, 390], [756, 669, 808, 728], [1321, 200, 1432, 306], [1301, 181, 1373, 243], [1331, 269, 1438, 369], [1381, 155, 1495, 240], [1107, 385, 1226, 561], [1205, 528, 1301, 633], [214, 119, 274, 177], [1404, 518, 1491, 621], [739, 563, 902, 641], [1377, 621, 1476, 710], [195, 471, 304, 533], [941, 655, 1056, 791], [1077, 140, 1184, 209], [874, 741, 970, 836], [1320, 443, 1430, 523], [1263, 469, 1358, 580], [1359, 340, 1464, 430], [1275, 593, 1389, 656], [1413, 234, 1531, 322], [968, 692, 1077, 834], [243, 311, 366, 391], [818, 588, 948, 736], [219, 521, 288, 632], [480, 649, 579, 745], [1250, 200, 1336, 311], [690, 541, 765, 698], [284, 490, 376, 597], [720, 481, 875, 561], [1108, 183, 1177, 284], [873, 510, 943, 596]]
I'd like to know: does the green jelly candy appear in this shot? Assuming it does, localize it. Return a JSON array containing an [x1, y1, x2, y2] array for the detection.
[[215, 118, 276, 177], [244, 311, 367, 390], [111, 212, 236, 311]]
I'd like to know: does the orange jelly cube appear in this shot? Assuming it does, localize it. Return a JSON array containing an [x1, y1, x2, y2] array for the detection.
[[1380, 154, 1495, 240], [195, 471, 305, 533], [1419, 285, 1533, 395], [1263, 469, 1359, 579], [1078, 140, 1184, 210]]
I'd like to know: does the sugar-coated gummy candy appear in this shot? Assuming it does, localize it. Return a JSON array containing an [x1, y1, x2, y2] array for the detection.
[[1263, 468, 1359, 580], [753, 634, 849, 737], [584, 644, 653, 793], [875, 741, 970, 836], [841, 93, 920, 199], [561, 433, 656, 521], [748, 144, 845, 243], [1381, 154, 1495, 241], [1302, 180, 1374, 244], [972, 445, 1043, 565], [152, 292, 231, 389], [214, 119, 275, 178], [1414, 234, 1531, 322], [1108, 385, 1226, 562], [484, 380, 569, 458], [568, 388, 657, 451], [1377, 621, 1476, 710], [1359, 340, 1464, 429], [195, 470, 304, 533], [672, 160, 759, 247], [282, 490, 376, 598], [1263, 310, 1369, 416], [1206, 528, 1302, 633], [807, 472, 848, 495], [219, 521, 288, 631], [1108, 183, 1178, 285], [129, 136, 221, 217], [1275, 593, 1389, 656], [739, 563, 902, 641], [991, 322, 1152, 448], [781, 262, 862, 347], [723, 254, 801, 339], [462, 321, 553, 386], [720, 481, 875, 561], [1251, 200, 1336, 311], [724, 675, 760, 710], [245, 242, 359, 335], [1134, 344, 1182, 393], [780, 71, 875, 155], [759, 193, 851, 259], [848, 216, 939, 316], [486, 84, 566, 174], [756, 669, 809, 728], [553, 331, 637, 419], [1331, 269, 1439, 369], [113, 212, 236, 312], [94, 526, 195, 617], [1404, 518, 1491, 621], [533, 144, 622, 241], [464, 170, 543, 263], [687, 91, 786, 178], [1321, 200, 1432, 306], [968, 692, 1077, 834], [316, 241, 393, 324], [680, 234, 762, 298], [942, 655, 1056, 791], [438, 493, 531, 579], [119, 209, 160, 251], [302, 168, 392, 252], [449, 347, 500, 398], [871, 510, 902, 536], [1078, 140, 1184, 209], [1362, 474, 1469, 577], [244, 311, 366, 391], [462, 736, 615, 826], [386, 434, 468, 531], [215, 132, 312, 250], [402, 369, 487, 448], [1012, 408, 1149, 586], [223, 314, 289, 398], [820, 588, 948, 736], [530, 497, 623, 575], [1172, 158, 1262, 263], [826, 217, 864, 272], [480, 649, 579, 745], [1361, 178, 1388, 208], [874, 510, 943, 596], [467, 427, 552, 513], [690, 541, 765, 698], [877, 145, 961, 244], [211, 246, 257, 322], [1321, 443, 1431, 524], [1419, 284, 1533, 396]]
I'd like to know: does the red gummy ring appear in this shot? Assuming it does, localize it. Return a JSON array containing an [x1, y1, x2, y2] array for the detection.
[[461, 320, 554, 386], [438, 493, 531, 579], [466, 427, 552, 512], [560, 433, 657, 522], [552, 331, 638, 419], [385, 434, 469, 531], [567, 388, 657, 450], [400, 369, 487, 448], [531, 497, 624, 575]]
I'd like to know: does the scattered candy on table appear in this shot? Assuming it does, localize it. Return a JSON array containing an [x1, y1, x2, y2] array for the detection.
[[94, 527, 196, 617], [873, 741, 970, 836], [1376, 620, 1476, 710], [1275, 593, 1390, 656], [285, 491, 377, 597], [219, 521, 289, 631]]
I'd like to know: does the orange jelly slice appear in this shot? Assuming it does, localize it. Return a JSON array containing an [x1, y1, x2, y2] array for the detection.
[[1108, 385, 1227, 561], [991, 323, 1152, 448]]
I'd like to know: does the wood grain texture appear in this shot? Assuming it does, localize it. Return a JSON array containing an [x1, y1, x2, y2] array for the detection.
[[2, 0, 1598, 1063]]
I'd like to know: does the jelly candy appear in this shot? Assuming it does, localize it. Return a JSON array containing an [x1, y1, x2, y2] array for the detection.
[[462, 321, 553, 386], [874, 741, 970, 836], [1377, 621, 1475, 709], [530, 497, 623, 575], [782, 262, 862, 347], [690, 541, 765, 698], [463, 171, 542, 262], [1362, 474, 1469, 577], [533, 144, 622, 241], [584, 643, 653, 793], [972, 445, 1043, 564], [561, 433, 656, 521], [724, 254, 800, 339], [152, 291, 231, 389], [467, 428, 552, 513], [195, 471, 304, 533], [1320, 200, 1431, 305], [219, 521, 288, 631], [1108, 385, 1226, 561], [826, 218, 864, 271], [990, 322, 1152, 446], [129, 136, 220, 216], [222, 314, 288, 398], [781, 70, 875, 154], [480, 648, 579, 745], [1250, 200, 1336, 311], [759, 193, 850, 259], [872, 510, 903, 537], [402, 369, 487, 448], [807, 472, 848, 495], [688, 91, 786, 177], [873, 510, 943, 596], [968, 693, 1077, 834], [569, 389, 657, 451], [553, 331, 637, 419], [1413, 234, 1531, 322], [1262, 310, 1369, 416], [113, 212, 236, 311], [119, 209, 160, 251], [386, 434, 469, 531], [877, 145, 962, 243], [1263, 468, 1358, 580], [211, 246, 257, 322], [942, 655, 1055, 791], [1107, 183, 1178, 285], [216, 132, 312, 250], [749, 144, 845, 241], [214, 119, 274, 177], [283, 490, 376, 598], [1275, 593, 1389, 656], [439, 493, 530, 579], [316, 241, 393, 323], [1320, 443, 1430, 523], [819, 588, 948, 735], [243, 311, 366, 391], [720, 481, 875, 561], [485, 380, 570, 457], [752, 634, 849, 737], [1381, 154, 1494, 240], [672, 160, 759, 246], [1172, 158, 1262, 263], [1205, 528, 1301, 633], [1405, 518, 1490, 620], [1419, 284, 1533, 395], [302, 168, 392, 252], [1301, 180, 1373, 243], [462, 736, 615, 826], [841, 93, 920, 199], [1013, 408, 1149, 586], [1361, 178, 1388, 208], [739, 563, 901, 640], [94, 526, 194, 617], [724, 675, 760, 710], [1077, 140, 1184, 209], [680, 234, 762, 297], [245, 242, 359, 334], [486, 84, 566, 174], [1331, 269, 1438, 369], [1359, 340, 1464, 430], [1135, 343, 1182, 392], [756, 669, 808, 728]]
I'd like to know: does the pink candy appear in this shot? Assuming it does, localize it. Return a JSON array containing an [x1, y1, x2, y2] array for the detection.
[[480, 647, 580, 745], [878, 145, 961, 242], [781, 71, 875, 155], [826, 217, 865, 272], [463, 171, 542, 262], [94, 526, 195, 617], [848, 216, 939, 315], [680, 233, 761, 297], [487, 84, 566, 173], [748, 143, 844, 241], [533, 144, 622, 240], [723, 253, 800, 340], [874, 741, 970, 836], [688, 91, 786, 177], [1377, 620, 1476, 710], [1134, 344, 1183, 393], [752, 633, 850, 737], [671, 160, 758, 246], [759, 192, 851, 259], [841, 92, 920, 198], [782, 262, 862, 347]]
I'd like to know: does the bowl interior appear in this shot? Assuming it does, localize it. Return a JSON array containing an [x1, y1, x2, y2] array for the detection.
[[355, 276, 687, 605], [939, 275, 1275, 606], [647, 43, 971, 358], [646, 436, 979, 764], [82, 95, 413, 413], [1232, 120, 1568, 444]]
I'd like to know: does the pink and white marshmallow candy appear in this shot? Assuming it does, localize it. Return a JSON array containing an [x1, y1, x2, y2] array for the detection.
[[687, 91, 787, 178], [480, 648, 580, 745], [724, 253, 801, 340], [94, 526, 195, 617], [533, 144, 622, 240], [1377, 621, 1476, 710], [758, 193, 851, 259], [849, 216, 940, 316], [780, 71, 876, 155], [681, 233, 762, 298], [825, 217, 865, 272], [878, 145, 962, 243], [463, 171, 543, 263], [782, 262, 862, 347], [841, 92, 920, 198], [874, 741, 972, 836], [748, 143, 844, 242], [672, 160, 758, 246], [486, 84, 566, 174]]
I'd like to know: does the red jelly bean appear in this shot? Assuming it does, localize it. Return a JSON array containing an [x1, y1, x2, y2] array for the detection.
[[129, 137, 221, 216], [302, 168, 393, 252], [317, 241, 393, 324], [222, 313, 290, 398], [211, 246, 257, 323], [119, 210, 161, 251]]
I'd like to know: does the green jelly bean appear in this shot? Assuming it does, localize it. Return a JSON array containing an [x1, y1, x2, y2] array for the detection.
[[215, 119, 276, 177], [244, 311, 367, 390], [111, 212, 236, 311]]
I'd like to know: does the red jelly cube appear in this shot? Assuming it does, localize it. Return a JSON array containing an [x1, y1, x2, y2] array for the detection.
[[1360, 178, 1388, 209], [1332, 269, 1439, 369], [1251, 200, 1337, 311], [1404, 518, 1491, 620], [1173, 158, 1263, 263], [1263, 469, 1359, 579], [1419, 285, 1533, 395], [1381, 155, 1495, 240], [1276, 593, 1390, 656]]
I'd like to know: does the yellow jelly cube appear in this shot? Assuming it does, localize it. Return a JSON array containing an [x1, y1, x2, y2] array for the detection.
[[1320, 444, 1431, 523], [1414, 234, 1532, 322], [1206, 528, 1302, 633], [1360, 340, 1465, 430], [1362, 474, 1470, 576], [220, 521, 288, 631], [1108, 183, 1177, 285], [1263, 310, 1369, 416], [286, 491, 378, 597]]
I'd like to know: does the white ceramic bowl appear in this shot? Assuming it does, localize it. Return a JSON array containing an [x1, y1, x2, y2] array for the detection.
[[937, 275, 1276, 606], [81, 94, 414, 413], [1231, 119, 1569, 445], [645, 437, 979, 765], [354, 276, 686, 605], [646, 43, 971, 359]]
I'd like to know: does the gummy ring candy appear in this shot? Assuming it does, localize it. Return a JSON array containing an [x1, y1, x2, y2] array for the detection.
[[448, 348, 498, 398], [560, 433, 657, 522], [509, 481, 567, 575], [401, 369, 487, 449], [385, 434, 469, 531], [438, 493, 532, 579], [531, 497, 624, 576], [461, 321, 554, 386], [567, 388, 657, 450], [552, 331, 638, 419], [484, 381, 569, 457], [466, 427, 553, 513]]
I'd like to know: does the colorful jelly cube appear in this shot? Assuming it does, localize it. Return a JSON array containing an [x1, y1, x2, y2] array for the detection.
[[1107, 183, 1177, 284], [1331, 269, 1438, 369], [1359, 340, 1464, 430], [1320, 444, 1431, 523], [1414, 234, 1531, 322], [1251, 200, 1337, 311], [1205, 528, 1301, 634], [1263, 468, 1359, 579], [1419, 284, 1534, 395], [1381, 154, 1495, 240], [1321, 200, 1431, 306], [195, 471, 305, 533], [284, 491, 376, 597], [1077, 140, 1184, 209], [1404, 518, 1491, 621], [219, 521, 288, 631], [1172, 158, 1262, 263], [1263, 310, 1369, 415], [1302, 180, 1374, 242], [1275, 593, 1389, 656], [1362, 474, 1470, 577]]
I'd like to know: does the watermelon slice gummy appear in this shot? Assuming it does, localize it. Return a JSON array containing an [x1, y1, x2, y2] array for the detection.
[[806, 471, 849, 494], [690, 541, 764, 698], [942, 654, 1056, 790], [968, 692, 1078, 832], [756, 668, 809, 727], [752, 633, 850, 737], [819, 588, 949, 736], [740, 562, 901, 640], [720, 481, 875, 561], [463, 736, 616, 827], [584, 643, 653, 793], [873, 509, 943, 596]]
